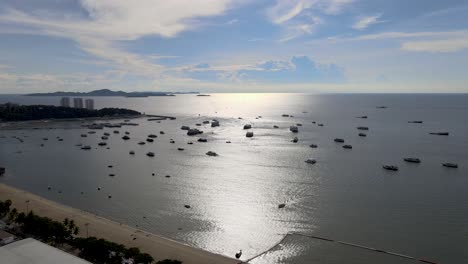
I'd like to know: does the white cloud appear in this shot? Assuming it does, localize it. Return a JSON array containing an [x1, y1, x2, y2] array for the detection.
[[352, 14, 383, 30], [226, 18, 239, 25], [401, 38, 468, 53], [0, 0, 244, 79], [267, 0, 353, 24]]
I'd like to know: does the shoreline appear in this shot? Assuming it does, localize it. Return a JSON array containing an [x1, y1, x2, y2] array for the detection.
[[0, 183, 239, 264]]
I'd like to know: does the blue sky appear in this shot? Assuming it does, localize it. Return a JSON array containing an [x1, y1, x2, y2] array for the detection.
[[0, 0, 468, 93]]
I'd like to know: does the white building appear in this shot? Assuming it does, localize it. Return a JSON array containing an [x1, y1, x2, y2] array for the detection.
[[60, 97, 70, 107], [85, 99, 94, 110], [73, 98, 84, 108]]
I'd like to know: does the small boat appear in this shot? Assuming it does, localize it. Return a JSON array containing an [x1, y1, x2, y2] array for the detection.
[[289, 126, 299, 133], [357, 116, 368, 119], [278, 203, 286, 209], [305, 159, 317, 164], [246, 132, 254, 138], [383, 165, 399, 171], [88, 131, 96, 134], [343, 145, 352, 149], [206, 151, 218, 156], [129, 151, 135, 155], [296, 123, 302, 126], [334, 138, 344, 143], [113, 130, 119, 134], [170, 140, 175, 143], [187, 128, 203, 136], [81, 145, 91, 150], [125, 131, 130, 135], [148, 134, 157, 138], [243, 124, 252, 129], [101, 136, 108, 140], [146, 152, 155, 157], [198, 138, 207, 142], [138, 141, 145, 145], [317, 124, 324, 127], [108, 174, 115, 177], [377, 106, 388, 109], [309, 144, 318, 148], [178, 148, 184, 151], [184, 205, 191, 209], [273, 125, 279, 128], [357, 126, 369, 130], [104, 132, 110, 136], [146, 138, 154, 142], [408, 121, 423, 124], [202, 120, 210, 124], [108, 195, 112, 199], [81, 134, 87, 138], [160, 131, 165, 134], [292, 137, 298, 143], [122, 135, 130, 140], [429, 132, 449, 136], [359, 133, 367, 137], [235, 250, 242, 259], [226, 141, 231, 143], [282, 114, 290, 117], [404, 158, 421, 163], [211, 120, 220, 127], [98, 142, 107, 146], [181, 126, 190, 130], [442, 163, 458, 168], [187, 142, 193, 145]]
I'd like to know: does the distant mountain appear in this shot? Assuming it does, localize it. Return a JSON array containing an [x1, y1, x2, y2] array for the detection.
[[26, 89, 199, 97]]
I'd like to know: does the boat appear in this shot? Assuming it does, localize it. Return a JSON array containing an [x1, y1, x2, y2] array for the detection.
[[187, 142, 193, 145], [243, 124, 252, 129], [359, 133, 367, 137], [146, 152, 155, 157], [357, 126, 369, 130], [202, 120, 210, 124], [403, 158, 421, 163], [181, 126, 190, 130], [442, 163, 458, 168], [122, 136, 130, 140], [235, 250, 242, 259], [187, 128, 203, 136], [226, 141, 231, 143], [246, 132, 254, 138], [206, 151, 218, 156], [98, 142, 107, 146], [113, 130, 119, 134], [334, 138, 344, 143], [289, 126, 298, 133], [278, 203, 286, 209], [178, 148, 184, 151], [101, 136, 108, 140], [104, 132, 110, 136], [357, 116, 368, 119], [148, 134, 157, 138], [129, 151, 135, 155], [377, 106, 388, 109], [305, 159, 317, 164], [138, 141, 145, 145], [282, 114, 290, 117], [81, 145, 91, 150], [81, 134, 87, 138], [170, 140, 175, 143], [296, 123, 302, 126], [273, 125, 279, 128], [125, 131, 130, 135], [309, 144, 318, 148], [408, 121, 423, 124], [383, 165, 399, 171], [211, 120, 220, 127], [160, 131, 165, 134], [429, 132, 449, 136], [146, 138, 154, 142], [184, 205, 191, 209], [0, 167, 5, 176], [317, 124, 324, 127], [343, 145, 352, 149], [197, 138, 208, 142], [292, 137, 298, 143]]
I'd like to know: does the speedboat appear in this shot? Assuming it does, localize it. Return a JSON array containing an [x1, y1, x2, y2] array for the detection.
[[403, 158, 421, 163], [442, 163, 458, 168], [383, 165, 398, 171]]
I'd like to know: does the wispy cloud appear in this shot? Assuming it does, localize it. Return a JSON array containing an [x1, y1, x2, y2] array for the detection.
[[401, 38, 468, 53], [0, 1, 245, 79], [352, 14, 384, 30]]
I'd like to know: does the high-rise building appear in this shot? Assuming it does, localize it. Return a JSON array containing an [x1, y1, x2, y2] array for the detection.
[[85, 99, 94, 110], [60, 97, 70, 107], [73, 98, 84, 108]]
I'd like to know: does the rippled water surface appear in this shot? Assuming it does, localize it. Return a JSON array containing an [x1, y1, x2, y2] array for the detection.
[[1, 94, 467, 263]]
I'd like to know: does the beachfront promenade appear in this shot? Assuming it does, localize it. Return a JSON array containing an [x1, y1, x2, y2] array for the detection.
[[0, 183, 238, 264]]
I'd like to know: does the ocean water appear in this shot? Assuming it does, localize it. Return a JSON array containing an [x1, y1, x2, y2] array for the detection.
[[0, 93, 467, 264]]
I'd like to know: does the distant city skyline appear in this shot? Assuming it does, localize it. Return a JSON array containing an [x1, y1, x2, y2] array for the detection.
[[0, 0, 468, 93]]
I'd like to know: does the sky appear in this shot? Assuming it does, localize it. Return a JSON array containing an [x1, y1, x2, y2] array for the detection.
[[0, 0, 468, 93]]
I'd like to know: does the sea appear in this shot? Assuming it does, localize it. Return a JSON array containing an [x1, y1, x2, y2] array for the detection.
[[0, 93, 467, 264]]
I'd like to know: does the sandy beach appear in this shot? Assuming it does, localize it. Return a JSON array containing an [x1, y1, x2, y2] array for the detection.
[[0, 183, 239, 264]]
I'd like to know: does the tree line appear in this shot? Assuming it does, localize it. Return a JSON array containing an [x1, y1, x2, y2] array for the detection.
[[0, 104, 141, 121], [0, 199, 181, 264]]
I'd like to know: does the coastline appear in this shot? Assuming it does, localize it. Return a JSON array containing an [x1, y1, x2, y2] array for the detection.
[[0, 183, 239, 264]]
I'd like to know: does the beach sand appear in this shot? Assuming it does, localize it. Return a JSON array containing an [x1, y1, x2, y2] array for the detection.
[[0, 183, 239, 264]]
